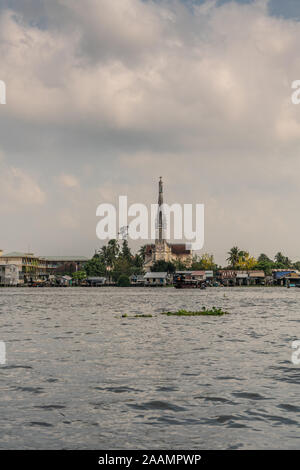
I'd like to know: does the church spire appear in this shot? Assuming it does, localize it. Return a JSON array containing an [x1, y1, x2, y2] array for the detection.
[[158, 177, 164, 242]]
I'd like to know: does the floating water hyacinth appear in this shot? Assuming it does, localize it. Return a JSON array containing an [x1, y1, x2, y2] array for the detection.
[[161, 307, 229, 316], [121, 314, 153, 318]]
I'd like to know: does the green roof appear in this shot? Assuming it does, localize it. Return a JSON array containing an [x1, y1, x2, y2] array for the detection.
[[1, 253, 90, 262], [1, 252, 36, 258], [43, 256, 89, 262]]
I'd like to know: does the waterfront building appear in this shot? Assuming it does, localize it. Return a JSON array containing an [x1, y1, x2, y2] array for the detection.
[[144, 178, 193, 269], [0, 252, 48, 284], [130, 274, 145, 286], [217, 270, 265, 286], [144, 272, 170, 286], [272, 269, 300, 286], [0, 264, 19, 286], [175, 270, 206, 282], [86, 277, 107, 286], [0, 251, 90, 284], [248, 270, 265, 285], [43, 256, 89, 275]]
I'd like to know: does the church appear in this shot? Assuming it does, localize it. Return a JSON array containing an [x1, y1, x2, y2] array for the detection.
[[144, 178, 193, 269]]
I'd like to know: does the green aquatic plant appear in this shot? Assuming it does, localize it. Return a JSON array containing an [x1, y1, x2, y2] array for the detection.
[[121, 314, 152, 318], [161, 307, 229, 316]]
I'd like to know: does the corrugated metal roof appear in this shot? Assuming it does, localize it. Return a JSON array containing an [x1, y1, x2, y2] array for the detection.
[[1, 252, 37, 258], [249, 271, 265, 278], [43, 256, 89, 262], [144, 272, 168, 279]]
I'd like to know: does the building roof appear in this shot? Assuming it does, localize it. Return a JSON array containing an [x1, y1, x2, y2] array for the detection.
[[144, 243, 191, 256], [1, 252, 37, 258], [144, 272, 168, 279], [170, 243, 191, 255], [248, 271, 265, 278], [43, 256, 89, 262]]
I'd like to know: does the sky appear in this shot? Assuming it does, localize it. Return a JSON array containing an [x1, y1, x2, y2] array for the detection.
[[1, 0, 300, 264]]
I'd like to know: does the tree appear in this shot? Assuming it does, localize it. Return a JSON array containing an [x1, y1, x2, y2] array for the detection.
[[258, 253, 272, 263], [191, 253, 216, 270], [173, 258, 189, 271], [111, 257, 132, 282], [107, 239, 120, 264], [85, 256, 106, 276], [151, 260, 175, 273], [138, 245, 147, 261], [117, 274, 131, 287], [121, 240, 132, 262], [72, 270, 87, 281], [274, 252, 292, 269], [237, 253, 257, 270], [132, 254, 144, 274], [256, 253, 274, 276], [227, 246, 241, 268]]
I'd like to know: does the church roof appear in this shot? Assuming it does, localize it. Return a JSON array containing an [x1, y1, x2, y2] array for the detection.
[[170, 244, 191, 255], [144, 243, 191, 255]]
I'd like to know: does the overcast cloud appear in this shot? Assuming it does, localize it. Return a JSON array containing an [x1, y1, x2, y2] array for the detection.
[[1, 0, 300, 263]]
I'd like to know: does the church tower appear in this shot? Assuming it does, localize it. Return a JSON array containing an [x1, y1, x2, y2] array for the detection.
[[157, 176, 164, 242], [143, 177, 193, 270], [154, 177, 170, 262]]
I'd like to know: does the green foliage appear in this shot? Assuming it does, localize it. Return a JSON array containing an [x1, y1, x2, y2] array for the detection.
[[226, 246, 241, 268], [89, 240, 144, 281], [121, 240, 132, 262], [161, 307, 229, 316], [84, 257, 106, 276], [191, 253, 216, 270], [138, 245, 147, 261], [117, 274, 131, 287], [225, 247, 257, 270], [87, 240, 298, 280], [121, 313, 152, 318], [72, 270, 87, 281], [256, 252, 293, 274], [134, 314, 152, 318], [112, 258, 132, 282], [151, 260, 175, 273], [293, 261, 300, 271], [274, 252, 292, 269]]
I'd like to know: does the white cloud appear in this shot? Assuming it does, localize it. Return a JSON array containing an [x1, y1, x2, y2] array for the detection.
[[1, 0, 300, 261], [0, 158, 45, 210], [58, 173, 79, 188]]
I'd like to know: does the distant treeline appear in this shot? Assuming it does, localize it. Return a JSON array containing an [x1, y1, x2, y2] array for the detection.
[[72, 241, 299, 285]]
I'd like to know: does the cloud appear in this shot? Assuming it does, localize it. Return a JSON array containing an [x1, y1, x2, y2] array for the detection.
[[58, 173, 79, 188], [0, 156, 45, 210], [1, 0, 300, 261]]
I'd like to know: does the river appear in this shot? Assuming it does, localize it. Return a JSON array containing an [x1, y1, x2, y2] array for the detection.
[[0, 287, 299, 449]]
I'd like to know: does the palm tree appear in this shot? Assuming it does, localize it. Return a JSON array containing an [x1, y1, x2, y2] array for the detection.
[[227, 246, 240, 268], [107, 239, 120, 265], [138, 245, 147, 261]]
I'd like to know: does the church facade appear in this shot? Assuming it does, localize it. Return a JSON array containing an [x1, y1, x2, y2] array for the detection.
[[144, 178, 193, 269]]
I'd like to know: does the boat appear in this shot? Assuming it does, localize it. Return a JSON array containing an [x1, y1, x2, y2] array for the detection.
[[173, 273, 206, 289]]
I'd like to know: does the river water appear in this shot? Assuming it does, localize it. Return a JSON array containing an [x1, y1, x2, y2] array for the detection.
[[0, 287, 299, 449]]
